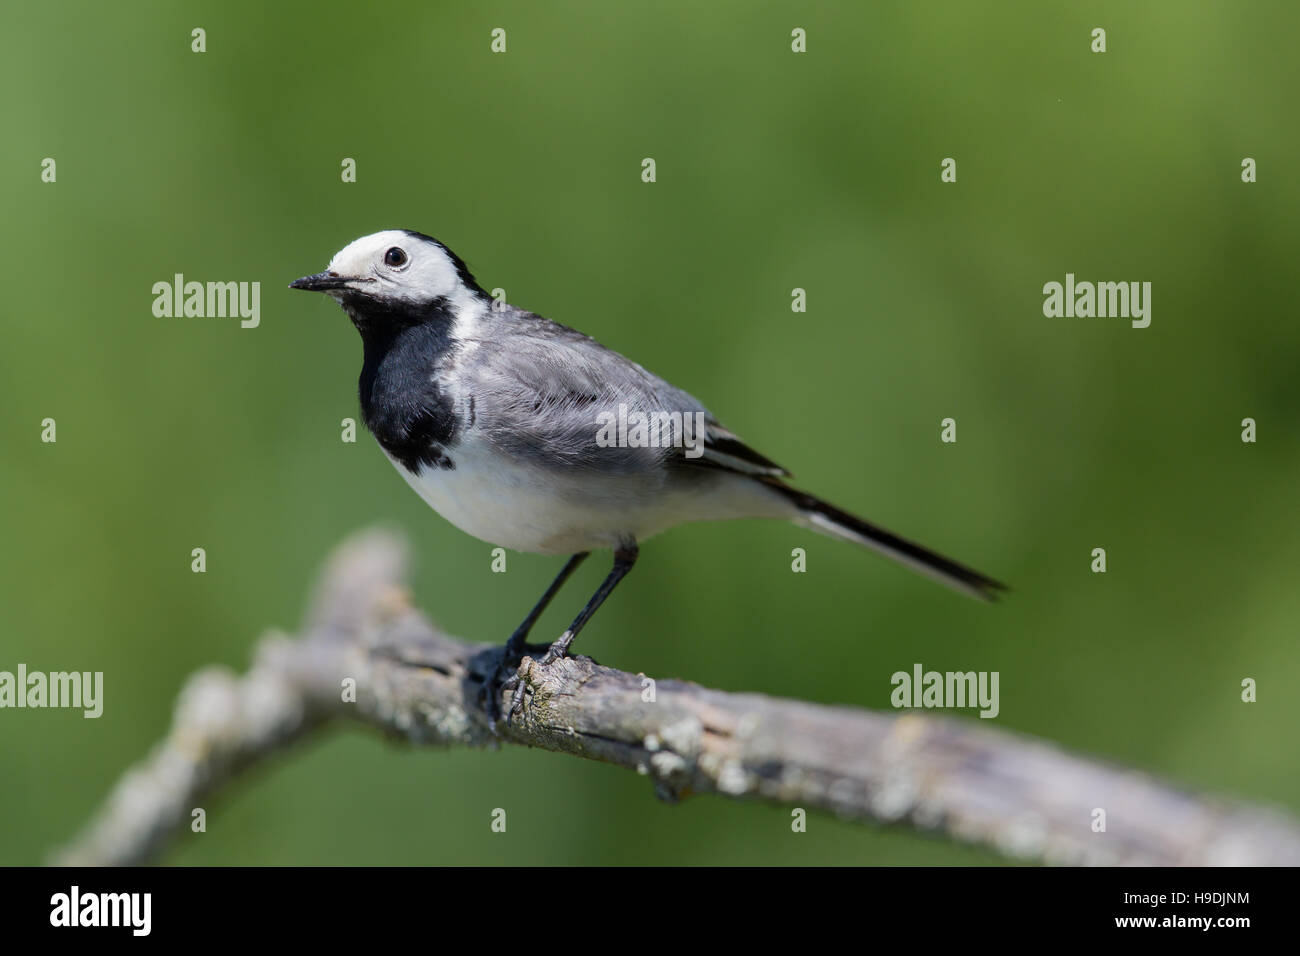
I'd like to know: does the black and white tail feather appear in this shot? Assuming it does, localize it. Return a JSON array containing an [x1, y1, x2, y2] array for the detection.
[[764, 478, 1004, 601], [695, 423, 1004, 602]]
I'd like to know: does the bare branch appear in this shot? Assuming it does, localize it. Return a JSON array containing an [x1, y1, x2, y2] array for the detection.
[[55, 528, 1300, 866]]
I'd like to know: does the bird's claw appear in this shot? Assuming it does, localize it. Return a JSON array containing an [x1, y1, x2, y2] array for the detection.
[[505, 672, 528, 723], [482, 668, 513, 733], [483, 638, 571, 732], [481, 662, 530, 732]]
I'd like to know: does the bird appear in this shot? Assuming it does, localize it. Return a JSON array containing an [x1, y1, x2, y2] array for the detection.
[[291, 229, 1005, 723]]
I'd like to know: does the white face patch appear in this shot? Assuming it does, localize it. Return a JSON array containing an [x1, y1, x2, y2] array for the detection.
[[325, 230, 483, 315]]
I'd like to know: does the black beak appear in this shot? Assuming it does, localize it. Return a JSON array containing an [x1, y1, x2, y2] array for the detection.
[[289, 271, 355, 292]]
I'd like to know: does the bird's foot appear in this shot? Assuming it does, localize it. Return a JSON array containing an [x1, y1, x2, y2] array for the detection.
[[482, 636, 528, 732], [491, 632, 574, 729]]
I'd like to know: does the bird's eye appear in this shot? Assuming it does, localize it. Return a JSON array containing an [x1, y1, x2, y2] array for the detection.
[[384, 247, 408, 267]]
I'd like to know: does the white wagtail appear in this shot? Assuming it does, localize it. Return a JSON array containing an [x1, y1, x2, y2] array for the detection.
[[291, 230, 1005, 721]]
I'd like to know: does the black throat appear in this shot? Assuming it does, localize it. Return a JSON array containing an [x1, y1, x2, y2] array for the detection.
[[349, 294, 461, 474]]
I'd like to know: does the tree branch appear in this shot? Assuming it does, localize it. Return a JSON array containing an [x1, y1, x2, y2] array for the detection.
[[55, 528, 1300, 866]]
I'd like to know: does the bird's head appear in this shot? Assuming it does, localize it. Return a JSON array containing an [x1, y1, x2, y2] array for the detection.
[[290, 229, 487, 327]]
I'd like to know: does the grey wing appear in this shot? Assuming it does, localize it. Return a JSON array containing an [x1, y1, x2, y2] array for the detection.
[[459, 308, 790, 480]]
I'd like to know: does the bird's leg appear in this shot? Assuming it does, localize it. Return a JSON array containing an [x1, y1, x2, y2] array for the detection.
[[504, 551, 589, 661], [484, 552, 588, 724], [537, 543, 638, 665], [505, 542, 638, 722]]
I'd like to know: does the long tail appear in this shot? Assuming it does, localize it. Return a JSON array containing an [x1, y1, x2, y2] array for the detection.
[[760, 478, 1007, 602]]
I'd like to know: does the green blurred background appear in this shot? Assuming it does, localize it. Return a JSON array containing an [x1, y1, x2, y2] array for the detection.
[[3, 1, 1297, 865]]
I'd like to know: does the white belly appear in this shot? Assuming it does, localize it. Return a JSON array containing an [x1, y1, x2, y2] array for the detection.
[[385, 442, 632, 554], [384, 439, 790, 555]]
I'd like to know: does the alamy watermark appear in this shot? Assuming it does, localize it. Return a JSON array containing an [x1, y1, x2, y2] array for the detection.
[[50, 886, 150, 936], [152, 274, 260, 328], [0, 664, 102, 718], [595, 404, 706, 458], [891, 663, 999, 718], [1043, 273, 1151, 328]]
